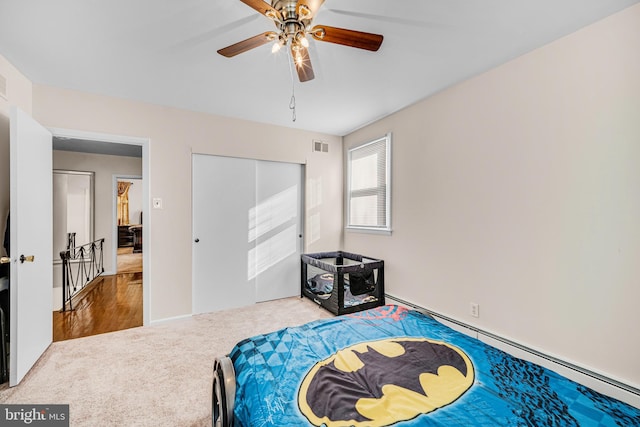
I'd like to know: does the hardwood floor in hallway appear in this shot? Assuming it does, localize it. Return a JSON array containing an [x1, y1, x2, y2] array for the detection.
[[53, 249, 143, 342]]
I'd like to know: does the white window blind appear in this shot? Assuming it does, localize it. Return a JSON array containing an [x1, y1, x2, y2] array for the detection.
[[347, 133, 391, 233]]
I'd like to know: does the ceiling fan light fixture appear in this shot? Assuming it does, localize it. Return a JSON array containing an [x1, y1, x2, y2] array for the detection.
[[272, 33, 287, 53], [296, 32, 310, 48], [290, 41, 304, 66]]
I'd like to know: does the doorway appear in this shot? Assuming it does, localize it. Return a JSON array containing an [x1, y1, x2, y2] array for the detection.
[[50, 128, 150, 340], [113, 176, 144, 336], [115, 176, 143, 273]]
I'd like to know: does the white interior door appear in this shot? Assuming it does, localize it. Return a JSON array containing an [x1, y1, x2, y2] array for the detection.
[[192, 154, 256, 314], [254, 160, 303, 302], [8, 106, 53, 386]]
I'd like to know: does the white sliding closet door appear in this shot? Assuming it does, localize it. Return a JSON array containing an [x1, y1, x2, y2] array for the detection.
[[192, 154, 303, 314], [254, 160, 303, 302], [192, 155, 256, 314]]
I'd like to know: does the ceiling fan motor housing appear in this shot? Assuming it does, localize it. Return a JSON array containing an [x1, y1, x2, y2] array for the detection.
[[272, 1, 310, 40], [272, 0, 298, 19]]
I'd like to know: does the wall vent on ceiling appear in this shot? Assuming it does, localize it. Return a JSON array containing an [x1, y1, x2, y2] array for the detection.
[[0, 73, 7, 100], [313, 140, 329, 153]]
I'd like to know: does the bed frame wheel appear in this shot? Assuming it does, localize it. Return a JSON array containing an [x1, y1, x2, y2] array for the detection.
[[212, 356, 236, 427]]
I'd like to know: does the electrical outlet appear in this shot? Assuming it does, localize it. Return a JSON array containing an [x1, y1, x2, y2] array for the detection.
[[470, 302, 479, 318]]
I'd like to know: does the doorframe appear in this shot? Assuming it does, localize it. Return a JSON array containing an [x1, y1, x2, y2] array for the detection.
[[49, 127, 150, 326]]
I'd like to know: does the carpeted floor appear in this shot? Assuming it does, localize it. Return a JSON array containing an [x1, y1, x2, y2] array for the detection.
[[0, 297, 332, 426]]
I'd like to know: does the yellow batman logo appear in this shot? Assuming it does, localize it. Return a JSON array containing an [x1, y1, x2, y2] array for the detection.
[[298, 338, 474, 427]]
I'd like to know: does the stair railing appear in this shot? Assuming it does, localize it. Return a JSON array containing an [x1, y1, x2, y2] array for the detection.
[[60, 233, 105, 311]]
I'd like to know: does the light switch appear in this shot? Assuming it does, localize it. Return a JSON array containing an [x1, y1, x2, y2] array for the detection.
[[152, 198, 163, 209]]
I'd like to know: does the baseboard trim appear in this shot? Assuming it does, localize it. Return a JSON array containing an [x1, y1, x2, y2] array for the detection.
[[385, 294, 640, 408], [149, 314, 192, 325]]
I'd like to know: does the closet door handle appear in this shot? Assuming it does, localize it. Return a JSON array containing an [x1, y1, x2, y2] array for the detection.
[[194, 238, 200, 243]]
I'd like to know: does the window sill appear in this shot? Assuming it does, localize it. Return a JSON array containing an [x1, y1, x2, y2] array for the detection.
[[345, 226, 392, 236]]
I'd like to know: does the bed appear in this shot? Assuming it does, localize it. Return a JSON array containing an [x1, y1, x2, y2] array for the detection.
[[212, 304, 640, 426]]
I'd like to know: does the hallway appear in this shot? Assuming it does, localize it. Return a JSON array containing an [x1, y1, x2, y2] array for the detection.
[[53, 248, 143, 341]]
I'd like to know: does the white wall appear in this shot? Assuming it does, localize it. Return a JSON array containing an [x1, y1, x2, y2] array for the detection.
[[32, 86, 343, 322], [344, 4, 640, 388]]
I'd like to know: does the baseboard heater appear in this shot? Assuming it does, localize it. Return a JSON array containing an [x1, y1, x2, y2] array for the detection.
[[385, 294, 640, 408]]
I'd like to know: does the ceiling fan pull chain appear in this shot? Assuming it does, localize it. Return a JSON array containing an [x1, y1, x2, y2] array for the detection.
[[287, 46, 297, 122], [290, 94, 296, 122]]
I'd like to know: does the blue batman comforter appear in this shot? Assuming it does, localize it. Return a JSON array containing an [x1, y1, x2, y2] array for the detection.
[[229, 305, 640, 426]]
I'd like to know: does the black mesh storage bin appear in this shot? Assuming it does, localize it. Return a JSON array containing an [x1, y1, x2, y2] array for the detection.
[[301, 251, 384, 315]]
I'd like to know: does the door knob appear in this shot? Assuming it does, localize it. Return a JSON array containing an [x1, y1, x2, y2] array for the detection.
[[194, 238, 200, 243], [0, 257, 10, 264], [20, 255, 35, 263]]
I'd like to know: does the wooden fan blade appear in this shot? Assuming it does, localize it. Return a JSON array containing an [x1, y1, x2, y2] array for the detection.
[[217, 32, 277, 57], [240, 0, 283, 21], [297, 0, 325, 20], [311, 25, 383, 51], [291, 45, 315, 82]]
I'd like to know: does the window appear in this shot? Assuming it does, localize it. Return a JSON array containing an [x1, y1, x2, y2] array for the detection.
[[346, 133, 391, 233]]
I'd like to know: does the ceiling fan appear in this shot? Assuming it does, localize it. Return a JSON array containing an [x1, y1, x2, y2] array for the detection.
[[217, 0, 384, 82]]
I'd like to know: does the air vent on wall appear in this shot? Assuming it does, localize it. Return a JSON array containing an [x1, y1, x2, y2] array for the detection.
[[0, 73, 7, 100], [313, 140, 329, 153]]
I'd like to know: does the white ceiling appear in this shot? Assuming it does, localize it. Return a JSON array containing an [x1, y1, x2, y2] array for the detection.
[[52, 137, 142, 157], [0, 0, 637, 136]]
